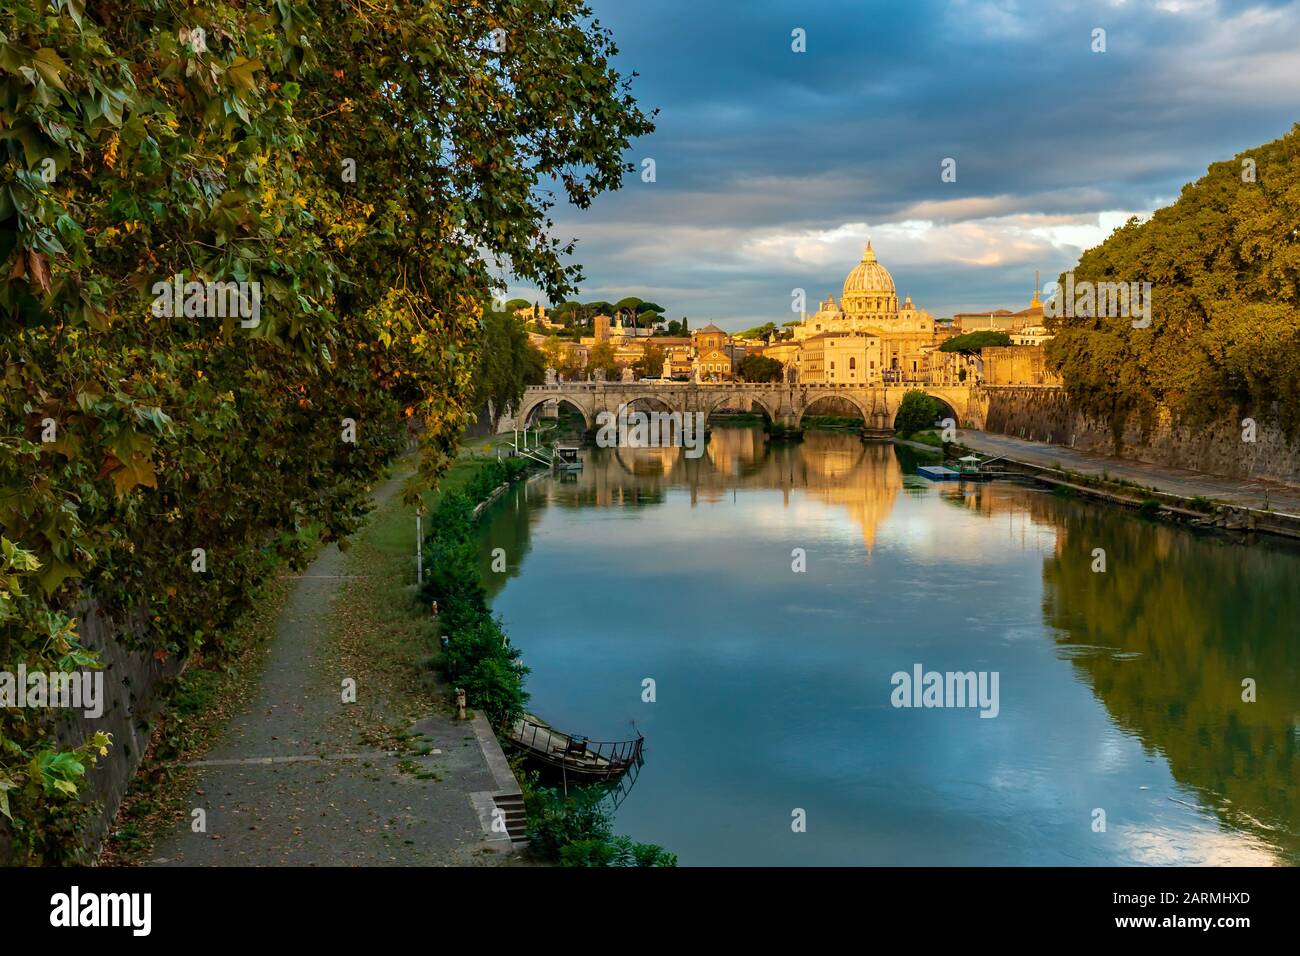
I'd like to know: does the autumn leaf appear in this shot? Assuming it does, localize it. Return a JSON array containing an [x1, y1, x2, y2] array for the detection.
[[26, 249, 50, 293]]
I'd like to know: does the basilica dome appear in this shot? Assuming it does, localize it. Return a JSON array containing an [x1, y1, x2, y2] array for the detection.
[[841, 240, 898, 318]]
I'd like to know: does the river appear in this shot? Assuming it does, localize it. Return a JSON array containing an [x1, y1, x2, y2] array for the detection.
[[478, 427, 1300, 866]]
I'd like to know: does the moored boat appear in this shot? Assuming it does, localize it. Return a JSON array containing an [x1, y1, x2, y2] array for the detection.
[[505, 717, 643, 780]]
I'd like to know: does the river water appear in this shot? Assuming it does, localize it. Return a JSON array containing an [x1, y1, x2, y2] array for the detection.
[[478, 428, 1300, 866]]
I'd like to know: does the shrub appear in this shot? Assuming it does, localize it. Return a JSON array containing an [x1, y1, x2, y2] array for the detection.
[[525, 784, 675, 867], [894, 390, 940, 438], [421, 464, 532, 726]]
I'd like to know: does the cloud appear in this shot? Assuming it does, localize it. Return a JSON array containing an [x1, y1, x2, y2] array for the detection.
[[505, 0, 1299, 328]]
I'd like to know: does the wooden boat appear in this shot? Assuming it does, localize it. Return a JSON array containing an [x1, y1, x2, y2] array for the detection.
[[505, 717, 643, 780]]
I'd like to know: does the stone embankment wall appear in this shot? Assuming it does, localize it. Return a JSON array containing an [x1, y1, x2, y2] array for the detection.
[[983, 387, 1300, 487], [0, 600, 183, 862]]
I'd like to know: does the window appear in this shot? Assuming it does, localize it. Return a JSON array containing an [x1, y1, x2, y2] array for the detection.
[[849, 357, 856, 370], [830, 361, 835, 370]]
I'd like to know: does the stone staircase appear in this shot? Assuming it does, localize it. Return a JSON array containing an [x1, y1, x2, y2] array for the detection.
[[492, 792, 529, 846]]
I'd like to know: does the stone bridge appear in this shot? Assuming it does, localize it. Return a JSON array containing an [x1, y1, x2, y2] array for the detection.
[[501, 382, 988, 433]]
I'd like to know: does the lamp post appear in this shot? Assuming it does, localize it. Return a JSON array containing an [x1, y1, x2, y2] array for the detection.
[[415, 503, 424, 586]]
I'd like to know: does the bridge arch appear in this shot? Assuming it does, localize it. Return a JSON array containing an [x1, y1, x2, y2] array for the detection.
[[516, 393, 594, 431], [893, 393, 956, 431], [886, 388, 969, 432], [704, 391, 778, 426], [620, 394, 679, 415], [796, 391, 873, 428]]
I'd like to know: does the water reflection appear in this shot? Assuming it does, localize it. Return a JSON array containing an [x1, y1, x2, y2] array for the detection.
[[524, 429, 909, 553], [479, 427, 1300, 864], [1037, 498, 1300, 864]]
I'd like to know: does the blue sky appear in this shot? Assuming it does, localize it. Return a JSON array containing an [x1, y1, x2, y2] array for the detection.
[[502, 0, 1300, 330]]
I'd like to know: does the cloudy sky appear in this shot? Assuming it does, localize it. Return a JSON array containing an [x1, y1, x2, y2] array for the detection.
[[503, 0, 1300, 330]]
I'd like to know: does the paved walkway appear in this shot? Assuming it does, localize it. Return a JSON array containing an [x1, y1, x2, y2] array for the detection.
[[149, 472, 513, 866], [959, 431, 1300, 516]]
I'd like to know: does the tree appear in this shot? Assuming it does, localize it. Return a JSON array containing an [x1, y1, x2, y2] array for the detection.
[[1045, 124, 1300, 435], [587, 341, 620, 379], [895, 390, 940, 437], [666, 319, 683, 336], [504, 298, 532, 313], [474, 312, 546, 429], [634, 343, 667, 379], [540, 336, 564, 369], [737, 354, 783, 382], [939, 331, 1012, 353], [613, 296, 642, 314], [539, 336, 582, 379], [0, 0, 653, 861], [737, 322, 778, 341]]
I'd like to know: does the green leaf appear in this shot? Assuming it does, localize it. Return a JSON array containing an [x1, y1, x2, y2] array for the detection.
[[31, 49, 70, 91]]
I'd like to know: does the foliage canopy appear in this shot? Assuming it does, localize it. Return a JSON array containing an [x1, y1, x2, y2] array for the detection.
[[1045, 125, 1300, 435], [0, 0, 651, 861]]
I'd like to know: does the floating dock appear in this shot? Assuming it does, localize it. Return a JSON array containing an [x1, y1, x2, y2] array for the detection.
[[917, 465, 961, 480]]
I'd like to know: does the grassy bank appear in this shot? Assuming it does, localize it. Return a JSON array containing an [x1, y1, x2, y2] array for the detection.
[[899, 429, 947, 449], [709, 411, 767, 426], [802, 414, 864, 431]]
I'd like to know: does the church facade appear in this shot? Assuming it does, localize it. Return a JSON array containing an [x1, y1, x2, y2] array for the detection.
[[778, 241, 942, 383]]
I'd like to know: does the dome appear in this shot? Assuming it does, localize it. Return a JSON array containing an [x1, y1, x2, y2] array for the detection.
[[842, 241, 896, 296], [841, 241, 898, 317], [813, 294, 841, 316]]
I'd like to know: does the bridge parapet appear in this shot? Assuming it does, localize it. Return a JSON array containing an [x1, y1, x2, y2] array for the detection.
[[503, 381, 992, 433]]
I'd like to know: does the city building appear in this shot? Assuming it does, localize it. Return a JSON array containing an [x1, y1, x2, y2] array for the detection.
[[798, 331, 884, 384], [692, 323, 738, 381], [528, 249, 1051, 388], [781, 241, 942, 381], [953, 275, 1046, 335]]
